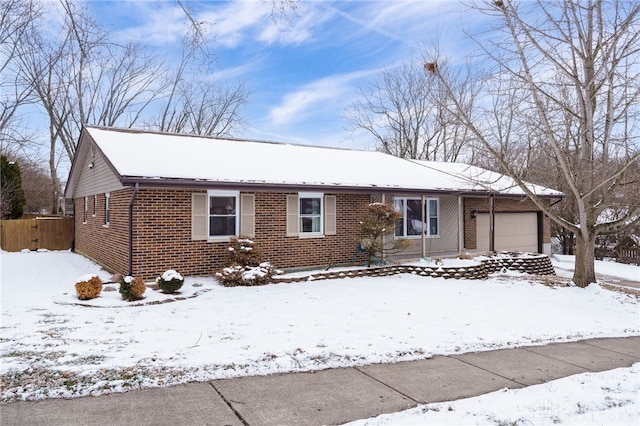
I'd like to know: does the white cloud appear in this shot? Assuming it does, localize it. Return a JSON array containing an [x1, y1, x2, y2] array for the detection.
[[194, 0, 330, 48], [267, 69, 378, 126], [202, 0, 271, 48], [112, 2, 188, 46], [256, 2, 333, 46]]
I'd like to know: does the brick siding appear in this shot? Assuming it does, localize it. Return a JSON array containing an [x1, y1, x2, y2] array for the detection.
[[74, 188, 551, 281], [75, 189, 369, 280], [73, 189, 131, 275]]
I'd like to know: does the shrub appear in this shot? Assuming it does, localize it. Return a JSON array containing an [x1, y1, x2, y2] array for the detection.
[[119, 276, 146, 301], [216, 237, 274, 287], [75, 274, 103, 300], [226, 236, 262, 266], [357, 202, 410, 266], [216, 262, 275, 287], [156, 269, 184, 294]]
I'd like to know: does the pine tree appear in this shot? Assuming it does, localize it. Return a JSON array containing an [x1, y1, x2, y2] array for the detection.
[[1, 155, 26, 219]]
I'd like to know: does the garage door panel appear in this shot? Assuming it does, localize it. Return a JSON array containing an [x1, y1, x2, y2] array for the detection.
[[476, 213, 538, 253]]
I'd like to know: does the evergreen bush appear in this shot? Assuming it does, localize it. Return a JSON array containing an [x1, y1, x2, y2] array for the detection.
[[75, 274, 103, 300], [216, 236, 274, 287], [119, 276, 146, 301], [227, 236, 262, 266], [156, 269, 184, 294], [216, 262, 275, 287]]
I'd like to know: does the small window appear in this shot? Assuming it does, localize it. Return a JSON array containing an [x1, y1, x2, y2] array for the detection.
[[104, 193, 110, 226], [208, 190, 239, 238], [394, 197, 439, 237], [92, 195, 97, 217], [299, 192, 323, 235], [83, 197, 88, 223]]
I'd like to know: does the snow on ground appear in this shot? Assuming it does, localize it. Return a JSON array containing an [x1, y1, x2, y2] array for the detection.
[[348, 363, 639, 425], [552, 254, 640, 282], [1, 250, 639, 412]]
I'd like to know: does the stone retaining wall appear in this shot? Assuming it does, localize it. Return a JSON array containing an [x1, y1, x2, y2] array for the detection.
[[272, 254, 555, 284]]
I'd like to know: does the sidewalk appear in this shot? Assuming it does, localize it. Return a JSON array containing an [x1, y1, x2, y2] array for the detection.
[[2, 336, 639, 426]]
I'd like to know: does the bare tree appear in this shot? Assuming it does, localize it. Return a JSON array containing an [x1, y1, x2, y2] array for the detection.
[[152, 8, 248, 136], [0, 0, 39, 154], [15, 0, 166, 212], [429, 0, 640, 287], [345, 55, 476, 162]]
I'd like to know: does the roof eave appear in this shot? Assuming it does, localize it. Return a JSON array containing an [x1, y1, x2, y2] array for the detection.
[[119, 176, 564, 198]]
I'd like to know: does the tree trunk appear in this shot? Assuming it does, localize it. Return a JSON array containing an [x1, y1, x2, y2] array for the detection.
[[48, 137, 60, 215], [572, 232, 597, 287]]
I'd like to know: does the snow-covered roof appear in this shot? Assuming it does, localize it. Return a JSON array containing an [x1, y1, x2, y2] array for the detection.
[[68, 126, 562, 197], [409, 160, 562, 197]]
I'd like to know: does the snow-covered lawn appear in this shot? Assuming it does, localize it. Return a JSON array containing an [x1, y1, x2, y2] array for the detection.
[[1, 250, 639, 422], [552, 254, 640, 282], [348, 364, 639, 425]]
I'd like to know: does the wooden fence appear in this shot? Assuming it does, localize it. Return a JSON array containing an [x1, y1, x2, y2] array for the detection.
[[616, 247, 640, 265], [0, 217, 73, 252]]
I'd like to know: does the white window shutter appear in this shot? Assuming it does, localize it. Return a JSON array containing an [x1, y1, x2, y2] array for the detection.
[[240, 194, 255, 237], [324, 195, 337, 236], [286, 194, 299, 236], [191, 193, 207, 240]]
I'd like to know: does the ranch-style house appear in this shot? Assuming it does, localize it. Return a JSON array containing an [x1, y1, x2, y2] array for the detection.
[[64, 126, 563, 280]]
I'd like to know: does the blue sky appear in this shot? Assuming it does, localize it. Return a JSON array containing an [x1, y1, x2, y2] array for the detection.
[[88, 0, 480, 150]]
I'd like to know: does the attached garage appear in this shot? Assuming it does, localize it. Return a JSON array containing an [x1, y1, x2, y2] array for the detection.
[[476, 212, 541, 253]]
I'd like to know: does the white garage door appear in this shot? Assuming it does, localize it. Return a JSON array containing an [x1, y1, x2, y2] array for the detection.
[[476, 212, 538, 253]]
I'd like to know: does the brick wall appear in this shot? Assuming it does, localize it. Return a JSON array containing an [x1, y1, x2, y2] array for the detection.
[[463, 197, 551, 250], [74, 189, 553, 280], [128, 189, 369, 280], [254, 192, 370, 270], [73, 189, 131, 275]]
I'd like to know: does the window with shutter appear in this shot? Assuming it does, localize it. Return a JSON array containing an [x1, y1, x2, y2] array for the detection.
[[299, 192, 323, 235], [208, 190, 239, 238], [287, 193, 335, 238]]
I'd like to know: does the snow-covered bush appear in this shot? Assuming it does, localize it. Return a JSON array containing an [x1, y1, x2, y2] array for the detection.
[[119, 276, 146, 301], [75, 274, 102, 300], [226, 236, 262, 266], [216, 236, 274, 286], [156, 269, 184, 294], [216, 262, 275, 287]]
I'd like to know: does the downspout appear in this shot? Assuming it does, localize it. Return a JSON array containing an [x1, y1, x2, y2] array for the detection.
[[489, 194, 495, 253], [128, 183, 139, 276], [458, 195, 464, 254], [381, 193, 386, 263], [421, 194, 426, 258]]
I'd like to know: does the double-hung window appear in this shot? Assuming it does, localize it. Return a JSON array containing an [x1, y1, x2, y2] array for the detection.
[[394, 197, 439, 237], [208, 190, 239, 238], [299, 192, 323, 235]]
